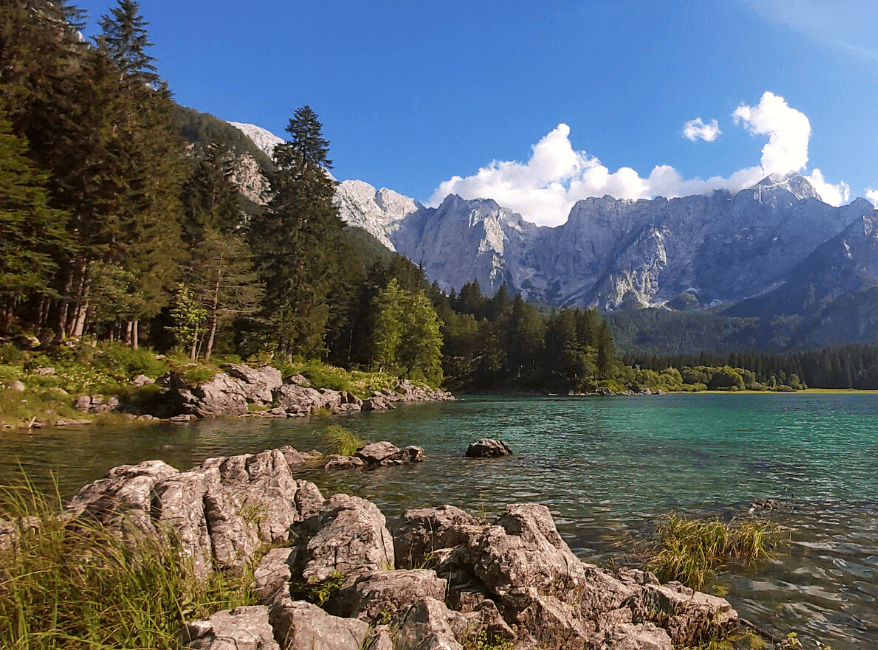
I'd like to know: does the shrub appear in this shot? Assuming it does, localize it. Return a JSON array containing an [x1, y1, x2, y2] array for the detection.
[[182, 366, 217, 385], [298, 361, 353, 394], [97, 342, 168, 379]]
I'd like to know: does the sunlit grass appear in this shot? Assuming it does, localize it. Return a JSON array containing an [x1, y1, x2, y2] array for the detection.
[[648, 513, 781, 591], [323, 424, 367, 456], [0, 480, 257, 649]]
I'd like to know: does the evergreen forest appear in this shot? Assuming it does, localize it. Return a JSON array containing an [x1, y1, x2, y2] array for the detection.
[[3, 1, 878, 393]]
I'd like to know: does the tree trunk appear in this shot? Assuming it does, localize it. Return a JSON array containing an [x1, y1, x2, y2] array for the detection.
[[132, 320, 139, 350], [55, 265, 75, 341], [205, 273, 222, 362], [1, 296, 13, 335], [205, 316, 217, 361], [189, 324, 198, 360]]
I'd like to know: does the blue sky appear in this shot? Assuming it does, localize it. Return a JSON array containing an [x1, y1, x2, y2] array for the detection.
[[73, 0, 877, 225]]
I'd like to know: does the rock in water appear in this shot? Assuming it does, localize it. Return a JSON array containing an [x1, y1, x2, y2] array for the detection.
[[465, 438, 513, 457]]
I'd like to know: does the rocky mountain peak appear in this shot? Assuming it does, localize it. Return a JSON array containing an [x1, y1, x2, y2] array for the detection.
[[752, 173, 822, 202], [333, 180, 420, 251], [227, 122, 284, 159]]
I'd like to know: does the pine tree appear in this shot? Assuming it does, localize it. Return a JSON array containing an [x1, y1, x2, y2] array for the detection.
[[96, 0, 162, 88], [504, 294, 544, 374], [249, 106, 343, 359], [54, 0, 88, 33], [183, 228, 262, 360], [181, 140, 241, 242], [0, 113, 68, 332]]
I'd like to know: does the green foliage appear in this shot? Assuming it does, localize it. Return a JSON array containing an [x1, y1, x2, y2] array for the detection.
[[462, 628, 515, 650], [648, 513, 781, 591], [93, 340, 169, 379], [0, 387, 86, 428], [171, 284, 208, 359], [309, 571, 346, 606], [171, 104, 275, 174], [0, 113, 69, 331], [181, 365, 217, 385], [324, 424, 366, 456], [0, 481, 257, 649], [297, 360, 354, 393], [373, 279, 444, 385]]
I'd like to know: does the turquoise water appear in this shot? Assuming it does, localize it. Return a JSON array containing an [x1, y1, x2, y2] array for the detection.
[[1, 393, 877, 647]]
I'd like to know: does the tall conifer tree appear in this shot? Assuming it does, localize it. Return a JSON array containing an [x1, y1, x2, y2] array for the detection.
[[249, 106, 343, 359], [96, 0, 162, 88], [0, 113, 68, 332]]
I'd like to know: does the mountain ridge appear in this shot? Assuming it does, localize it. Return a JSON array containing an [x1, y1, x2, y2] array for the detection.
[[332, 174, 875, 312]]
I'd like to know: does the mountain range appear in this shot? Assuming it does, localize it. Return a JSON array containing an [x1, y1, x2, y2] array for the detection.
[[333, 173, 876, 311], [224, 120, 878, 350]]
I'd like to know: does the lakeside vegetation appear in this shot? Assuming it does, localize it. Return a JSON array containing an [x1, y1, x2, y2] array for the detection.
[[648, 514, 781, 592], [0, 483, 259, 649]]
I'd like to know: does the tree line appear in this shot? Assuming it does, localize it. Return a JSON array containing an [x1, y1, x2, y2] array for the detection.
[[623, 346, 878, 390], [0, 0, 626, 392]]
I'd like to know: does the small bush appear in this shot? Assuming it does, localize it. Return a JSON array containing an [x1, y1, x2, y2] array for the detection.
[[648, 513, 780, 590], [298, 361, 353, 394], [182, 366, 217, 385], [0, 343, 23, 364], [97, 342, 168, 379]]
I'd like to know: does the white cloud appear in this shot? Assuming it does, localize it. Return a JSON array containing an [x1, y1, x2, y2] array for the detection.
[[682, 118, 721, 142], [733, 91, 811, 176], [866, 189, 878, 207], [429, 92, 850, 226], [805, 169, 850, 206]]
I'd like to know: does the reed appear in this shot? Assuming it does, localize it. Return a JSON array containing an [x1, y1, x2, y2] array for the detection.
[[0, 480, 257, 649], [648, 513, 780, 591]]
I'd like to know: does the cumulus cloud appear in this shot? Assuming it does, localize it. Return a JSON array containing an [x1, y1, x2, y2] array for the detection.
[[682, 118, 722, 142], [732, 91, 810, 176], [429, 91, 850, 226], [866, 189, 878, 207], [805, 169, 850, 206]]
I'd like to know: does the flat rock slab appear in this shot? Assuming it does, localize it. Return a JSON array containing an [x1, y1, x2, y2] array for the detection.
[[179, 605, 280, 650]]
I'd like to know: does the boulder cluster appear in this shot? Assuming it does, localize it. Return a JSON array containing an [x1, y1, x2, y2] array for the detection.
[[70, 364, 453, 422], [57, 446, 738, 650]]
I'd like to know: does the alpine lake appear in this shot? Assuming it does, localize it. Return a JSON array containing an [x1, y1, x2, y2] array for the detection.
[[2, 392, 877, 649]]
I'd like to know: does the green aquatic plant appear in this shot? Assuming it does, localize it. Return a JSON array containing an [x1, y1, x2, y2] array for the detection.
[[648, 513, 780, 591], [324, 424, 366, 457]]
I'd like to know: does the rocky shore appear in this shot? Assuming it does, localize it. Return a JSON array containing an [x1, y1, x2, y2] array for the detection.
[[69, 363, 453, 425], [37, 444, 741, 650]]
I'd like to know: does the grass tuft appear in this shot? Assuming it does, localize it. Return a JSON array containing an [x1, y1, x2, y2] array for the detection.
[[0, 479, 257, 649], [323, 424, 367, 457], [648, 513, 780, 591]]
